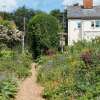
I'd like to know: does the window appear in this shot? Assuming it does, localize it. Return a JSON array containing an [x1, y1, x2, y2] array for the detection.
[[91, 21, 94, 27], [95, 20, 100, 27], [78, 22, 81, 28]]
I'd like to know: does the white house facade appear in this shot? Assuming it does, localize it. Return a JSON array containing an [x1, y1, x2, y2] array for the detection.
[[67, 0, 100, 45]]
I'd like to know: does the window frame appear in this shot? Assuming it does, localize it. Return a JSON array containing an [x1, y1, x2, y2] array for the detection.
[[91, 21, 95, 28], [95, 20, 100, 28], [77, 22, 81, 28]]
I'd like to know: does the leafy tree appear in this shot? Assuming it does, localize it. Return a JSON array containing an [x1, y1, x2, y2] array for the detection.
[[0, 6, 35, 30], [14, 6, 35, 31], [50, 9, 68, 44], [50, 9, 63, 30], [0, 12, 14, 21], [28, 13, 60, 58], [50, 9, 62, 21]]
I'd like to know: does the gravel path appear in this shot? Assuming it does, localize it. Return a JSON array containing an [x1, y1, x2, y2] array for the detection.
[[15, 63, 44, 100]]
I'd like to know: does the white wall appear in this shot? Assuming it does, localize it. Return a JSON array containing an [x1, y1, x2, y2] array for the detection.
[[68, 19, 100, 45], [68, 19, 81, 45], [82, 20, 100, 40]]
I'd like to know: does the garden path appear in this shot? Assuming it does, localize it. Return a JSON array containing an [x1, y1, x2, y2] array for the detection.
[[15, 63, 44, 100]]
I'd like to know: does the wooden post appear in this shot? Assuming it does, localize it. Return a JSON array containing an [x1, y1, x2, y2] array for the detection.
[[59, 32, 66, 53], [22, 17, 26, 54]]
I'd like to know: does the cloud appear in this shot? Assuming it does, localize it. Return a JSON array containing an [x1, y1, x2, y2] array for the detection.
[[0, 0, 17, 12], [62, 0, 100, 6]]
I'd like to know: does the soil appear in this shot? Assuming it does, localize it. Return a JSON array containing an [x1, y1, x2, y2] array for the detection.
[[15, 63, 44, 100]]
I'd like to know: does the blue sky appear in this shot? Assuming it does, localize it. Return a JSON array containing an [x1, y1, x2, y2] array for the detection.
[[0, 0, 100, 12], [17, 0, 63, 12]]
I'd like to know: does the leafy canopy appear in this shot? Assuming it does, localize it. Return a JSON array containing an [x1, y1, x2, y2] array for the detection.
[[28, 13, 60, 58]]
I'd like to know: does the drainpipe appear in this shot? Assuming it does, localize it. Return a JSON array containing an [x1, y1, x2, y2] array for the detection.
[[80, 19, 83, 40]]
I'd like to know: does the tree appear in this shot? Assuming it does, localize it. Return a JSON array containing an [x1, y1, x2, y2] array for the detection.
[[50, 9, 62, 20], [0, 12, 14, 21], [14, 6, 35, 31], [28, 13, 60, 58], [50, 9, 68, 44], [0, 6, 35, 30]]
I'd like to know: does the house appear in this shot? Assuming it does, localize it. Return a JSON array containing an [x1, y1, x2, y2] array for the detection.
[[67, 0, 100, 45]]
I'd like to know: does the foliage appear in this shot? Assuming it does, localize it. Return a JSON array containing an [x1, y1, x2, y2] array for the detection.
[[28, 13, 60, 58], [0, 50, 32, 78], [0, 11, 33, 99], [0, 48, 32, 100], [0, 12, 14, 21], [50, 9, 62, 22], [0, 79, 17, 100], [0, 6, 35, 31], [14, 6, 35, 31], [37, 38, 100, 100], [50, 9, 67, 31], [0, 49, 14, 58], [50, 9, 68, 43], [0, 19, 16, 30], [0, 19, 22, 48]]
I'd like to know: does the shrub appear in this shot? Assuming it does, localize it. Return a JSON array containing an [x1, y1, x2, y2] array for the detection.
[[0, 50, 32, 78], [37, 39, 100, 100], [80, 49, 93, 65], [0, 20, 22, 48], [0, 49, 32, 99], [0, 49, 14, 58], [0, 79, 17, 100], [28, 13, 60, 58]]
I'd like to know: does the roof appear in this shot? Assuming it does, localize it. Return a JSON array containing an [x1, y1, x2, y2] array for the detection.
[[67, 6, 100, 19]]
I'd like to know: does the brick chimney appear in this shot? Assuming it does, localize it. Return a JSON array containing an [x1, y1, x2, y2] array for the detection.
[[83, 0, 93, 9]]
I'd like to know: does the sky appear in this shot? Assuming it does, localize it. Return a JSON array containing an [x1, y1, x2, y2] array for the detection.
[[0, 0, 100, 12]]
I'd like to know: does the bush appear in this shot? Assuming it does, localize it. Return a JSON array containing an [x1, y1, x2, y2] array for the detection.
[[0, 79, 18, 100], [0, 19, 22, 48], [0, 19, 16, 30], [0, 49, 14, 58], [0, 49, 32, 99], [28, 13, 60, 58], [0, 49, 32, 78]]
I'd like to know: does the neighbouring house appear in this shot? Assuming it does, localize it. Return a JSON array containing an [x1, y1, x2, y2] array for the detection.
[[67, 0, 100, 45]]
